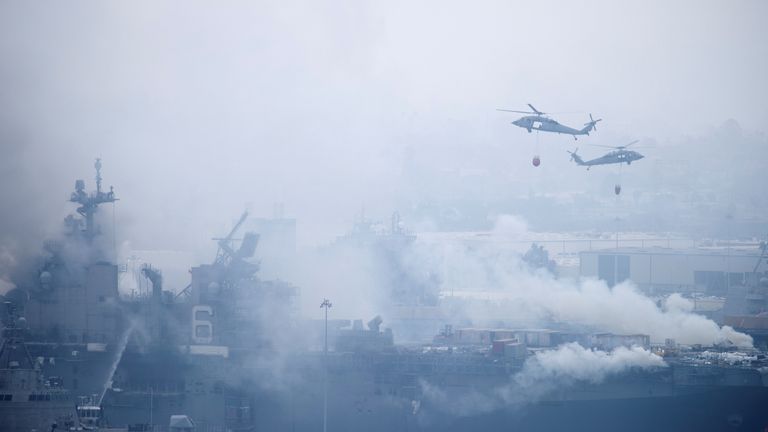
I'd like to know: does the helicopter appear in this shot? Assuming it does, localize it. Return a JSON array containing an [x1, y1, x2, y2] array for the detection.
[[497, 104, 602, 140], [567, 140, 645, 170]]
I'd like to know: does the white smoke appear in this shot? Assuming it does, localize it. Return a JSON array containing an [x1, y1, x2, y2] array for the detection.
[[420, 343, 666, 418], [496, 343, 666, 406], [491, 214, 529, 237], [409, 214, 753, 348], [535, 279, 752, 348], [514, 342, 666, 387], [0, 278, 14, 296]]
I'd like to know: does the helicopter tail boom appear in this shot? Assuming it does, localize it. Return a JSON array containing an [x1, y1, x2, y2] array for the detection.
[[567, 149, 585, 165]]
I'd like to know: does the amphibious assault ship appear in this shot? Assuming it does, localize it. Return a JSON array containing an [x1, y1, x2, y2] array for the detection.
[[2, 160, 768, 431]]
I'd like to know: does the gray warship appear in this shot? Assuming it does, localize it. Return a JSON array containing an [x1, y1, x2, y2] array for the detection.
[[0, 302, 78, 432], [2, 160, 768, 431]]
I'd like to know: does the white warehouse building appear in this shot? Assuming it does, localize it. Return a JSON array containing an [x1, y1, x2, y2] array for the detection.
[[579, 247, 767, 295]]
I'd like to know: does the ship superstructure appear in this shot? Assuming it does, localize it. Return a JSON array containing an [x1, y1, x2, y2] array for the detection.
[[21, 158, 123, 346]]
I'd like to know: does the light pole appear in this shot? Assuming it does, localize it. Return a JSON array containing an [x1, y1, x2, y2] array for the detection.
[[320, 298, 332, 432]]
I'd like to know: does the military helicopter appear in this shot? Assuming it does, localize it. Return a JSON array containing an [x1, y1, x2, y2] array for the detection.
[[497, 104, 602, 140], [567, 140, 645, 170]]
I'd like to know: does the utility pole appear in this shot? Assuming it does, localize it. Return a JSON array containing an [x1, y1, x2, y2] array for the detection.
[[320, 299, 332, 432], [149, 385, 153, 431]]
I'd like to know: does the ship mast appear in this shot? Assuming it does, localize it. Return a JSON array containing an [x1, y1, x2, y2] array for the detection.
[[69, 158, 118, 241]]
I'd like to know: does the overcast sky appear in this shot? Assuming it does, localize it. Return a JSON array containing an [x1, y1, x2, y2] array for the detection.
[[1, 0, 766, 255]]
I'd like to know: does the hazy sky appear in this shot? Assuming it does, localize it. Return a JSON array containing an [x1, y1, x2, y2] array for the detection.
[[0, 1, 762, 375], [1, 0, 766, 253]]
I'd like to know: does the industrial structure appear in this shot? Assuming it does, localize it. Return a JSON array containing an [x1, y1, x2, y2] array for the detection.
[[580, 246, 768, 295]]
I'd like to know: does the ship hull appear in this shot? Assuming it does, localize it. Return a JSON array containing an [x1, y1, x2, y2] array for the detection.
[[250, 380, 768, 432], [417, 387, 768, 432], [101, 362, 768, 432]]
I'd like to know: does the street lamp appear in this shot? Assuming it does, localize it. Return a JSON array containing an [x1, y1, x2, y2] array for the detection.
[[320, 298, 332, 432]]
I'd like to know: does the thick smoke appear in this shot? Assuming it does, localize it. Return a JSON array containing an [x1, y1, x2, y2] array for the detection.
[[511, 342, 666, 391], [291, 241, 391, 320], [420, 343, 666, 418], [0, 140, 64, 295], [0, 3, 765, 429], [0, 2, 766, 259], [266, 211, 754, 348], [405, 214, 753, 348]]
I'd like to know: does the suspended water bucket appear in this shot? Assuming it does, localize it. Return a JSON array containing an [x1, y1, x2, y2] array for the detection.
[[532, 156, 540, 167], [614, 184, 622, 195]]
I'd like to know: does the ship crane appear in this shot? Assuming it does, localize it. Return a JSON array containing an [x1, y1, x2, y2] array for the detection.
[[176, 212, 259, 300], [210, 211, 260, 283], [213, 211, 249, 266]]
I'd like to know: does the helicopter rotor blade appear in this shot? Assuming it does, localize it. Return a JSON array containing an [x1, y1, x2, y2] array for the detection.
[[498, 106, 581, 116], [527, 104, 545, 115], [496, 109, 535, 114], [590, 140, 642, 150]]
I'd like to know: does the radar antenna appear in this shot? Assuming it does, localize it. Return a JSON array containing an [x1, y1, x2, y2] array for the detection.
[[69, 158, 118, 241]]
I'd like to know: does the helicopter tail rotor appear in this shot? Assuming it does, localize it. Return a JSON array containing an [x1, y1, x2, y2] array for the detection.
[[582, 113, 602, 133], [566, 148, 583, 165]]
